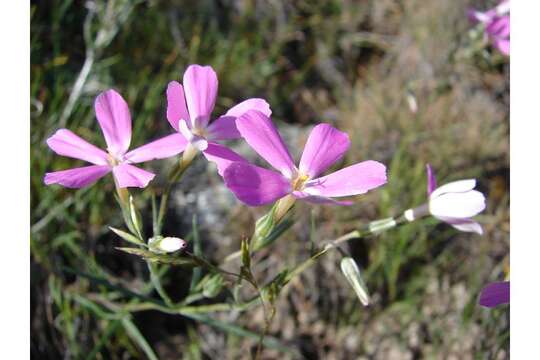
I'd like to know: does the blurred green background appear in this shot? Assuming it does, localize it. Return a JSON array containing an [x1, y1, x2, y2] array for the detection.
[[31, 0, 509, 358]]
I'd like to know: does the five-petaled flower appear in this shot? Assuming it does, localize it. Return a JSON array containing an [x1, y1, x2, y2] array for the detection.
[[44, 89, 187, 188], [479, 281, 510, 308], [223, 110, 387, 207], [165, 64, 271, 174], [405, 164, 486, 234], [468, 0, 510, 56]]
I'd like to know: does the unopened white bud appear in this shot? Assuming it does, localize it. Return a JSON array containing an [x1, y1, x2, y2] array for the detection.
[[340, 257, 370, 306], [149, 236, 187, 253]]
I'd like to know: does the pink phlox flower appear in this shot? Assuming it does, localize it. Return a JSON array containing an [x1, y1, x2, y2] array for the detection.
[[166, 64, 272, 174], [44, 89, 186, 188], [479, 281, 510, 308], [468, 0, 510, 56], [223, 110, 387, 206], [425, 164, 486, 234]]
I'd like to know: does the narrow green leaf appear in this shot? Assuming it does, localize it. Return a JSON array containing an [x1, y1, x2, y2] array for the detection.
[[85, 319, 122, 360], [109, 227, 143, 246], [182, 313, 299, 356], [122, 317, 159, 360], [116, 247, 198, 267], [129, 195, 144, 239]]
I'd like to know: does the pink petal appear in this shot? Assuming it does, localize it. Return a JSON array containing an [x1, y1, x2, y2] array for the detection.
[[202, 142, 248, 176], [226, 98, 272, 118], [236, 110, 296, 178], [426, 164, 437, 195], [46, 129, 109, 165], [467, 9, 496, 24], [166, 81, 190, 131], [44, 165, 111, 188], [223, 162, 291, 206], [112, 164, 155, 188], [487, 15, 510, 38], [479, 281, 510, 308], [206, 116, 240, 141], [430, 179, 476, 198], [429, 190, 486, 219], [298, 123, 350, 179], [436, 216, 483, 234], [94, 89, 132, 157], [183, 65, 218, 129], [124, 133, 187, 163], [292, 191, 353, 206], [303, 160, 387, 198], [494, 38, 510, 56], [207, 98, 272, 140]]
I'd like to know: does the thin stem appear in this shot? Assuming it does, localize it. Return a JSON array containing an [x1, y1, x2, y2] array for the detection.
[[155, 156, 193, 236], [147, 262, 173, 307]]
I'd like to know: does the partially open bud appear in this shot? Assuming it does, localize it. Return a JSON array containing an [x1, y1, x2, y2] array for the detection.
[[149, 236, 187, 253], [340, 257, 370, 306]]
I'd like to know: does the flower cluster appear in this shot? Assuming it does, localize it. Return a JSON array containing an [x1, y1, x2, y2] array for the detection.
[[45, 64, 388, 207], [45, 64, 489, 237]]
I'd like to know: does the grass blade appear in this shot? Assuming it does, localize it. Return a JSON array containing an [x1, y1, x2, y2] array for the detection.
[[122, 317, 159, 360]]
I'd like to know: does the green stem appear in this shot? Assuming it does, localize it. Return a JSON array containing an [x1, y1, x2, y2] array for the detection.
[[155, 158, 192, 236], [147, 262, 173, 307]]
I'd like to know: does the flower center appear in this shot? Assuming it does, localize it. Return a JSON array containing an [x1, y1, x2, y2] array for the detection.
[[291, 173, 310, 191], [107, 152, 123, 167], [191, 127, 207, 138]]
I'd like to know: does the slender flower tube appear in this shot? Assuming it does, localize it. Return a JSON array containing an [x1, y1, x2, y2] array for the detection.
[[223, 110, 387, 208], [404, 164, 486, 234], [468, 0, 510, 56], [165, 64, 272, 174], [44, 90, 186, 189], [479, 281, 510, 308]]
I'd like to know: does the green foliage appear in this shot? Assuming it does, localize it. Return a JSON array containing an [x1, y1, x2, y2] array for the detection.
[[31, 0, 509, 358]]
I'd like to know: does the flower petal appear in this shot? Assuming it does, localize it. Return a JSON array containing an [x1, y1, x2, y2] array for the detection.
[[479, 281, 510, 308], [94, 89, 132, 157], [183, 64, 218, 129], [303, 160, 387, 198], [124, 133, 187, 163], [430, 190, 486, 219], [494, 38, 510, 56], [298, 123, 350, 179], [292, 191, 353, 206], [224, 162, 291, 206], [44, 165, 111, 188], [435, 216, 483, 234], [236, 110, 295, 178], [426, 164, 437, 195], [112, 164, 155, 188], [487, 16, 510, 38], [46, 129, 108, 165], [202, 142, 248, 176], [430, 179, 477, 198], [207, 98, 272, 140], [166, 81, 190, 131]]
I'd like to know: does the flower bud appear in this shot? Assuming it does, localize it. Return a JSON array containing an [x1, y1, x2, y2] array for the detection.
[[340, 257, 370, 306], [149, 236, 187, 253]]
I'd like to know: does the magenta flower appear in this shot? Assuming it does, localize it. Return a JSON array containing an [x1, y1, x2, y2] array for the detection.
[[468, 0, 510, 56], [479, 281, 510, 308], [223, 110, 387, 206], [426, 164, 486, 234], [45, 90, 187, 188], [166, 64, 271, 174]]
